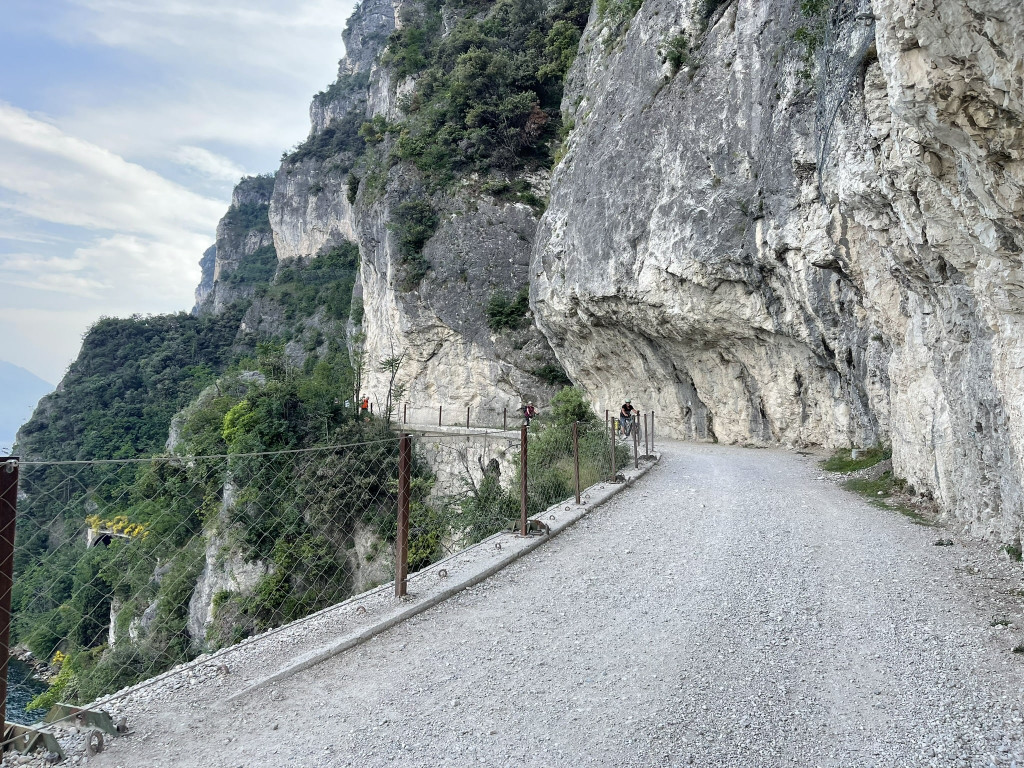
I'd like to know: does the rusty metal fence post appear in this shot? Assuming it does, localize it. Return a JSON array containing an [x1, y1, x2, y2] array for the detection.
[[0, 457, 20, 725], [503, 408, 507, 430], [644, 412, 650, 456], [395, 436, 411, 597], [633, 423, 639, 469], [466, 406, 470, 429], [403, 403, 407, 424], [520, 424, 528, 536], [609, 418, 616, 481], [438, 405, 442, 427], [651, 411, 655, 452], [573, 422, 581, 505]]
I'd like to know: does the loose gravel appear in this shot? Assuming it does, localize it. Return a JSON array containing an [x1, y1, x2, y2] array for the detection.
[[26, 441, 1024, 767]]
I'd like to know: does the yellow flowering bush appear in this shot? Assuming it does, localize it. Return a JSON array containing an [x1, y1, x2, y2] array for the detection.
[[85, 514, 150, 539]]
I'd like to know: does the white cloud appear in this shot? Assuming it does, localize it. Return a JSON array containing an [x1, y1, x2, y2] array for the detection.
[[70, 0, 352, 79], [0, 105, 216, 344], [0, 251, 107, 298], [58, 0, 356, 157], [73, 233, 209, 304], [0, 104, 225, 239], [1, 0, 360, 381], [173, 146, 250, 183]]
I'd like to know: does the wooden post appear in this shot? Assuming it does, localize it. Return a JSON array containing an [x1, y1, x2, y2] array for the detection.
[[503, 408, 507, 431], [609, 418, 616, 481], [0, 457, 20, 725], [466, 406, 470, 429], [644, 412, 650, 457], [395, 436, 411, 597], [633, 423, 639, 469], [403, 402, 407, 424], [438, 405, 442, 427], [520, 425, 528, 536], [573, 422, 581, 505], [651, 411, 655, 452]]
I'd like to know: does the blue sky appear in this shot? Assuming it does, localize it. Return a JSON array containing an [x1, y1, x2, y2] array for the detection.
[[0, 0, 357, 383]]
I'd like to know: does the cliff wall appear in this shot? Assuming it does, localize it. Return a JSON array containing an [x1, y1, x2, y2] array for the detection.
[[532, 0, 1023, 542], [195, 175, 277, 316], [265, 0, 570, 414], [187, 0, 1023, 545]]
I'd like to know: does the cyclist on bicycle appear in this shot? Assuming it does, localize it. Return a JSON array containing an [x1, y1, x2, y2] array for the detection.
[[619, 399, 637, 437]]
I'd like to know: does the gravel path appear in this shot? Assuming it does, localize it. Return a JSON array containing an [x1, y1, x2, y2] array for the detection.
[[85, 440, 1024, 768]]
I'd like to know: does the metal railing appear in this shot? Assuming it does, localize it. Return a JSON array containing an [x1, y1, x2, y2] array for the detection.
[[398, 403, 520, 431]]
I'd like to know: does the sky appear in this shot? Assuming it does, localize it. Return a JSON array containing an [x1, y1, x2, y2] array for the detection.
[[0, 0, 358, 383]]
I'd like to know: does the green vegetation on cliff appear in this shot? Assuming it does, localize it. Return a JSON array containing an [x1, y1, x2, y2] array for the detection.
[[387, 0, 590, 181], [284, 0, 590, 290], [12, 229, 380, 705], [17, 309, 245, 462]]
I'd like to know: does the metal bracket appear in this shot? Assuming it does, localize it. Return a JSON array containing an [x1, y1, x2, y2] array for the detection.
[[2, 722, 65, 759], [44, 703, 121, 737]]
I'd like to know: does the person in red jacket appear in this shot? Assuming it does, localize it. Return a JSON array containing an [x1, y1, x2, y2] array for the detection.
[[523, 402, 537, 426]]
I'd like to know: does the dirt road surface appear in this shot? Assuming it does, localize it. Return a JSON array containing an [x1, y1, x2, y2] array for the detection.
[[91, 441, 1024, 767]]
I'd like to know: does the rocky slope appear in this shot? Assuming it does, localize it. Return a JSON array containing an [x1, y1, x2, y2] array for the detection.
[[532, 0, 1023, 545]]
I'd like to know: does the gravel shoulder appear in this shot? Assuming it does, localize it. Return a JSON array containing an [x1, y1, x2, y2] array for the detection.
[[65, 442, 1024, 766]]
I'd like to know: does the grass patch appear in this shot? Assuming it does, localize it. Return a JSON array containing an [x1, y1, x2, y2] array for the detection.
[[991, 617, 1013, 627], [821, 445, 891, 473], [1003, 543, 1023, 562], [844, 470, 933, 525]]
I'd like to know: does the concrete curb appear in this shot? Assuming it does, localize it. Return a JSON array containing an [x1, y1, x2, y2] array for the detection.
[[224, 452, 661, 703]]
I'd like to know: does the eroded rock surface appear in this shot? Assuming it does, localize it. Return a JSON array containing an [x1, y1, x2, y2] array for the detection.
[[533, 0, 1023, 542], [195, 175, 276, 315], [267, 0, 562, 415]]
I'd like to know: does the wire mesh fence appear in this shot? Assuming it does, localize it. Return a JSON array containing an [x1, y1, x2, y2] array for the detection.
[[0, 407, 657, 745], [6, 438, 407, 724]]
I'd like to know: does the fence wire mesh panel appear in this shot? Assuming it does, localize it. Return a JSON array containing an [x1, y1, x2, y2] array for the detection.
[[3, 392, 650, 733], [404, 416, 624, 567], [408, 432, 521, 565], [9, 437, 405, 720]]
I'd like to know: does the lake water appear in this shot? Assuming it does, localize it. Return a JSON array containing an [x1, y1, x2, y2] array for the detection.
[[6, 659, 47, 725]]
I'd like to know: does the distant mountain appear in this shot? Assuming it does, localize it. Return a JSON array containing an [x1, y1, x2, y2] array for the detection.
[[0, 361, 52, 454]]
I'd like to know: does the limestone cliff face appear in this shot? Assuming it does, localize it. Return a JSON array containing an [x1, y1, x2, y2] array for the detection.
[[532, 0, 1023, 542], [195, 175, 277, 315], [193, 245, 216, 313], [354, 178, 560, 414], [269, 0, 395, 263], [267, 0, 562, 415]]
